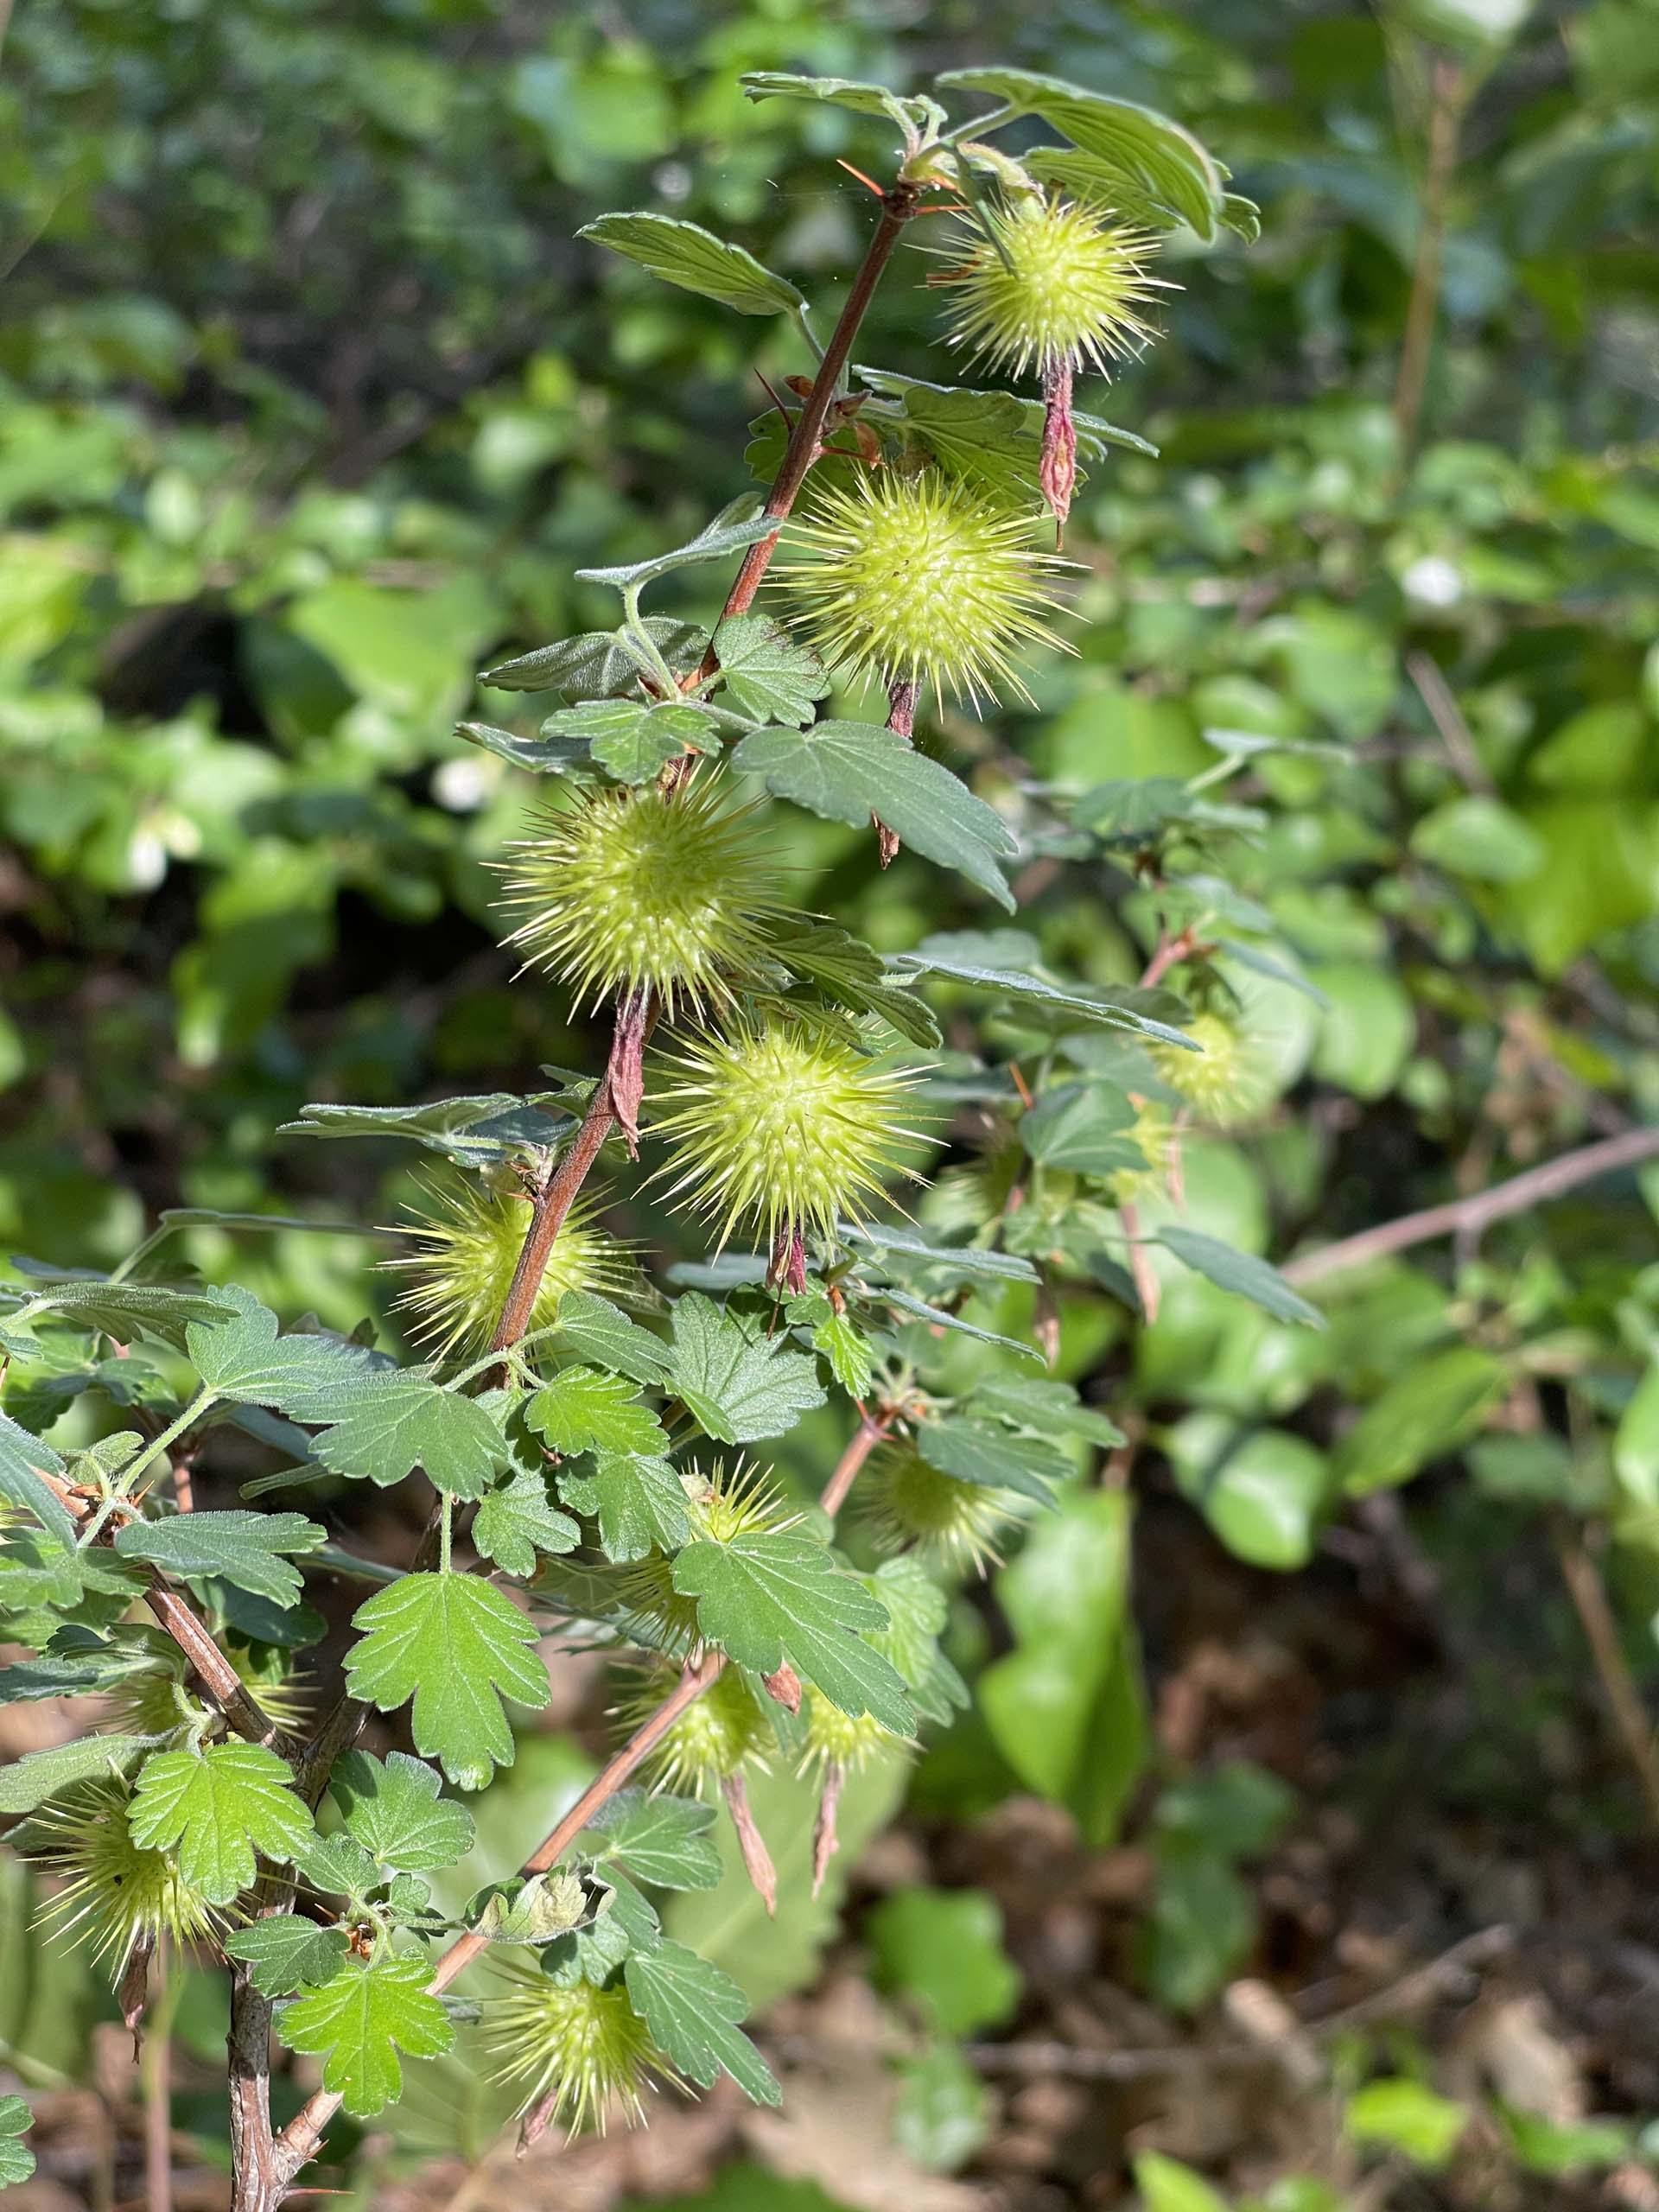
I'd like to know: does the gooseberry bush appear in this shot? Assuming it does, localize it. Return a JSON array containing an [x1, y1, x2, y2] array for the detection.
[[0, 67, 1289, 2210]]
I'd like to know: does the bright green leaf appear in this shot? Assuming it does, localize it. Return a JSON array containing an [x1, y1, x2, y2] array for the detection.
[[128, 1741, 315, 1904], [344, 1572, 551, 1790], [277, 1955, 454, 2119]]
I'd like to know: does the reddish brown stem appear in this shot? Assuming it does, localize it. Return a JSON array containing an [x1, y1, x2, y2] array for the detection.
[[696, 181, 919, 678]]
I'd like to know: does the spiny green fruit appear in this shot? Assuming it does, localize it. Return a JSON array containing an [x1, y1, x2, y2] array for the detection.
[[861, 1445, 1019, 1576], [651, 1014, 919, 1250], [486, 1963, 670, 2132], [934, 193, 1162, 379], [498, 776, 790, 1018], [799, 1694, 898, 1775], [385, 1171, 630, 1356], [26, 1781, 219, 1972], [110, 1643, 311, 1738], [774, 468, 1068, 708], [1109, 1100, 1176, 1205], [1151, 1011, 1268, 1127], [625, 1658, 773, 1796]]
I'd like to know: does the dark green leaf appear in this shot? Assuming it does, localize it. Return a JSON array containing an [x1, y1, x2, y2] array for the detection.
[[279, 1094, 573, 1165], [709, 613, 829, 727], [115, 1510, 326, 1609], [330, 1750, 476, 1872], [556, 1454, 690, 1563], [671, 1533, 913, 1731], [667, 1294, 825, 1444], [313, 1376, 512, 1497], [917, 1419, 1070, 1503], [479, 619, 706, 697], [732, 720, 1017, 910], [623, 1938, 781, 2104], [472, 1469, 581, 1575], [580, 213, 805, 317], [1157, 1227, 1326, 1329], [223, 1915, 352, 1999], [0, 1733, 154, 1814], [584, 1788, 724, 1891]]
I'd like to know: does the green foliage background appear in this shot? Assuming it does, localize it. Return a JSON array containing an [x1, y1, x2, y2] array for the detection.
[[3, 0, 1659, 2202]]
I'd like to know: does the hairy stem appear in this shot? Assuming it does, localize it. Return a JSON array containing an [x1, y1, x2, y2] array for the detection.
[[696, 179, 920, 677]]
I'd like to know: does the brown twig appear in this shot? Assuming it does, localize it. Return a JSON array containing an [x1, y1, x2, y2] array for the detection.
[[1284, 1126, 1659, 1285], [1551, 1512, 1659, 1834]]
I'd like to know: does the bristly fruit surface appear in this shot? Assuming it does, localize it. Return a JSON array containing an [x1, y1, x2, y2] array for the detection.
[[933, 193, 1164, 379], [774, 468, 1069, 709], [650, 1014, 921, 1249], [385, 1172, 631, 1355], [485, 1963, 671, 2132], [26, 1781, 221, 1971], [497, 776, 791, 1018]]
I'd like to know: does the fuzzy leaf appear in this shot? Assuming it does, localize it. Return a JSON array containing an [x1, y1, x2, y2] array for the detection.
[[732, 720, 1017, 910], [709, 613, 829, 727], [938, 67, 1227, 238], [587, 701, 721, 782], [877, 1286, 1047, 1364], [584, 1788, 723, 1891], [838, 1222, 1040, 1284], [0, 1637, 157, 1704], [624, 1938, 781, 2104], [856, 366, 1156, 497], [186, 1287, 378, 1421], [280, 1093, 573, 1165], [525, 1366, 667, 1459], [1020, 1082, 1143, 1177], [917, 1419, 1071, 1503], [128, 1742, 315, 1904], [972, 1376, 1126, 1447], [0, 2094, 35, 2187], [766, 918, 940, 1048], [479, 620, 705, 697], [889, 949, 1195, 1047], [329, 1750, 477, 1872], [0, 1411, 74, 1546], [223, 1915, 352, 1999], [550, 1292, 671, 1385], [668, 1295, 825, 1445], [473, 1870, 587, 1943], [740, 70, 942, 132], [576, 499, 775, 593], [581, 212, 805, 317], [472, 1469, 582, 1576], [557, 1454, 690, 1563], [277, 1956, 453, 2119], [115, 1510, 326, 1609], [313, 1376, 512, 1497], [343, 1572, 550, 1789], [1157, 1227, 1325, 1329], [0, 1733, 154, 1814], [12, 1279, 236, 1351], [671, 1533, 913, 1731]]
